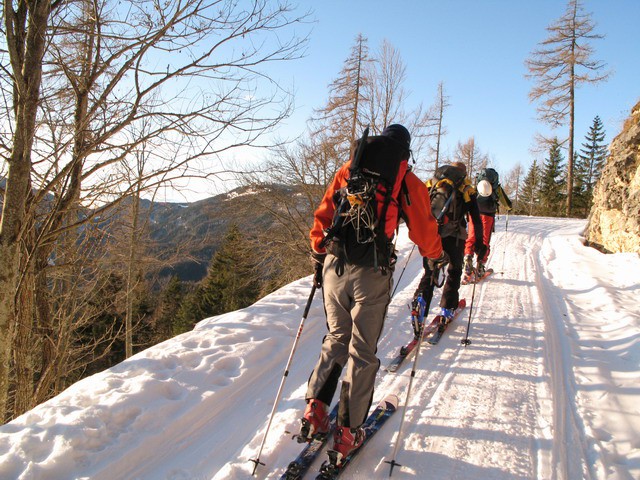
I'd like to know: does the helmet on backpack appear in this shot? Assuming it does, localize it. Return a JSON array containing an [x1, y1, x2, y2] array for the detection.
[[477, 179, 493, 197], [476, 168, 500, 191]]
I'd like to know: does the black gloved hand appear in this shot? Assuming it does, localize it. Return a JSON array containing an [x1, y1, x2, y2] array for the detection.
[[427, 250, 450, 271], [310, 252, 326, 288], [474, 241, 487, 260]]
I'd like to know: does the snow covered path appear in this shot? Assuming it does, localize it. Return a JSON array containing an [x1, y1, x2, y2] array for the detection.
[[0, 216, 638, 480]]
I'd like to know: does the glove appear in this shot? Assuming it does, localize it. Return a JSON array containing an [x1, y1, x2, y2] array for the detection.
[[475, 241, 487, 260], [426, 250, 450, 271], [310, 252, 326, 288]]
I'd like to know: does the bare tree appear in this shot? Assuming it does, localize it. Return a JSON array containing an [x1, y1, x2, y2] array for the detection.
[[525, 0, 608, 215], [0, 0, 310, 420], [311, 33, 370, 161], [362, 40, 436, 173], [453, 137, 488, 179], [0, 0, 60, 420], [244, 37, 441, 290], [503, 163, 524, 211], [363, 39, 407, 134], [237, 135, 336, 288], [427, 81, 449, 171]]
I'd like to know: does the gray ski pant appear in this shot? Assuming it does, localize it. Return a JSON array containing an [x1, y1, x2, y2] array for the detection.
[[306, 254, 394, 427]]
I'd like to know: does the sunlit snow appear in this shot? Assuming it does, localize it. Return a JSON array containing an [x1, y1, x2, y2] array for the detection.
[[0, 217, 638, 479]]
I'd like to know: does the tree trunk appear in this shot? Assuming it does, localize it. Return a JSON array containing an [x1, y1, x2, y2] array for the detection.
[[567, 66, 575, 216], [0, 0, 54, 419], [125, 189, 141, 358], [349, 38, 364, 159]]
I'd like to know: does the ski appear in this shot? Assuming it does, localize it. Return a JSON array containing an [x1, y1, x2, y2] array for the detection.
[[462, 268, 494, 285], [315, 394, 398, 480], [384, 316, 440, 373], [386, 299, 466, 371], [427, 298, 467, 345], [280, 404, 339, 480]]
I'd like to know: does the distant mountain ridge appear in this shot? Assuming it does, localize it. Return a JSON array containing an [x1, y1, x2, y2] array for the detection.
[[142, 185, 279, 282], [0, 181, 282, 283]]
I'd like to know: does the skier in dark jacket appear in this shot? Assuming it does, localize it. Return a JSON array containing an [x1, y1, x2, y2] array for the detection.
[[463, 168, 512, 281], [413, 162, 485, 321]]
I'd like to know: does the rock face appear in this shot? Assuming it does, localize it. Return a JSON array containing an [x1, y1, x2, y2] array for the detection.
[[585, 100, 640, 254]]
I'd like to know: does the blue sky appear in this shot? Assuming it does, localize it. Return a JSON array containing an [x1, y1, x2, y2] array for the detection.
[[171, 0, 638, 202], [269, 0, 639, 178]]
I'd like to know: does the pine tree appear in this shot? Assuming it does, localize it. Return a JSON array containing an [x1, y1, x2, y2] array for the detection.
[[539, 139, 567, 217], [173, 225, 262, 334], [519, 160, 542, 216], [202, 224, 262, 312], [572, 152, 589, 218], [575, 115, 608, 217], [173, 287, 207, 335], [156, 276, 184, 339]]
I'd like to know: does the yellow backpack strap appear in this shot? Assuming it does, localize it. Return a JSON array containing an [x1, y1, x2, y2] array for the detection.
[[429, 178, 455, 191], [459, 179, 474, 202]]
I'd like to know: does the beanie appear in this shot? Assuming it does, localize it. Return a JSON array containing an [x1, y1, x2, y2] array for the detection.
[[381, 124, 411, 151]]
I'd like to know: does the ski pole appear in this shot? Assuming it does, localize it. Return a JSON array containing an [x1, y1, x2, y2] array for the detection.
[[461, 276, 477, 346], [499, 210, 510, 275], [391, 244, 416, 298], [250, 284, 317, 475], [385, 273, 436, 476]]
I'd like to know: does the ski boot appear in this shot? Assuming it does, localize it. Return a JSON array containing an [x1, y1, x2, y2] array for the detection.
[[410, 297, 425, 338], [462, 254, 475, 283], [331, 425, 365, 465], [463, 254, 474, 276], [440, 307, 455, 325], [476, 260, 486, 278], [298, 398, 330, 442]]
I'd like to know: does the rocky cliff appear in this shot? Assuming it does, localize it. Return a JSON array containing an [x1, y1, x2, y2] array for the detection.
[[586, 100, 640, 254]]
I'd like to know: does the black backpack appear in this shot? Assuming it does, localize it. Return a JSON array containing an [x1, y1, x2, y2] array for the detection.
[[428, 165, 467, 226], [477, 168, 500, 191], [322, 128, 409, 270]]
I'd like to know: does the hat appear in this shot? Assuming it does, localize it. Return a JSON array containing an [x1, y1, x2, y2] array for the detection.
[[381, 124, 411, 151]]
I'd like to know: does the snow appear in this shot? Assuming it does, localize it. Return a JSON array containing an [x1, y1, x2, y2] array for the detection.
[[0, 216, 639, 480]]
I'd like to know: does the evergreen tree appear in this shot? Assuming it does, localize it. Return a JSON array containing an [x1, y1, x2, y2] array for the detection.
[[173, 286, 206, 335], [572, 152, 590, 218], [519, 160, 542, 216], [202, 224, 262, 313], [173, 225, 262, 334], [156, 276, 185, 339], [539, 139, 567, 217], [576, 115, 608, 217]]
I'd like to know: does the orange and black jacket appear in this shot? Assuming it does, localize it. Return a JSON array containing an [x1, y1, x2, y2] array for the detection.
[[310, 162, 443, 260]]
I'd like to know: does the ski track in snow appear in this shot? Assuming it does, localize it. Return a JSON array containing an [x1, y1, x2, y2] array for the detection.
[[1, 217, 638, 480]]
